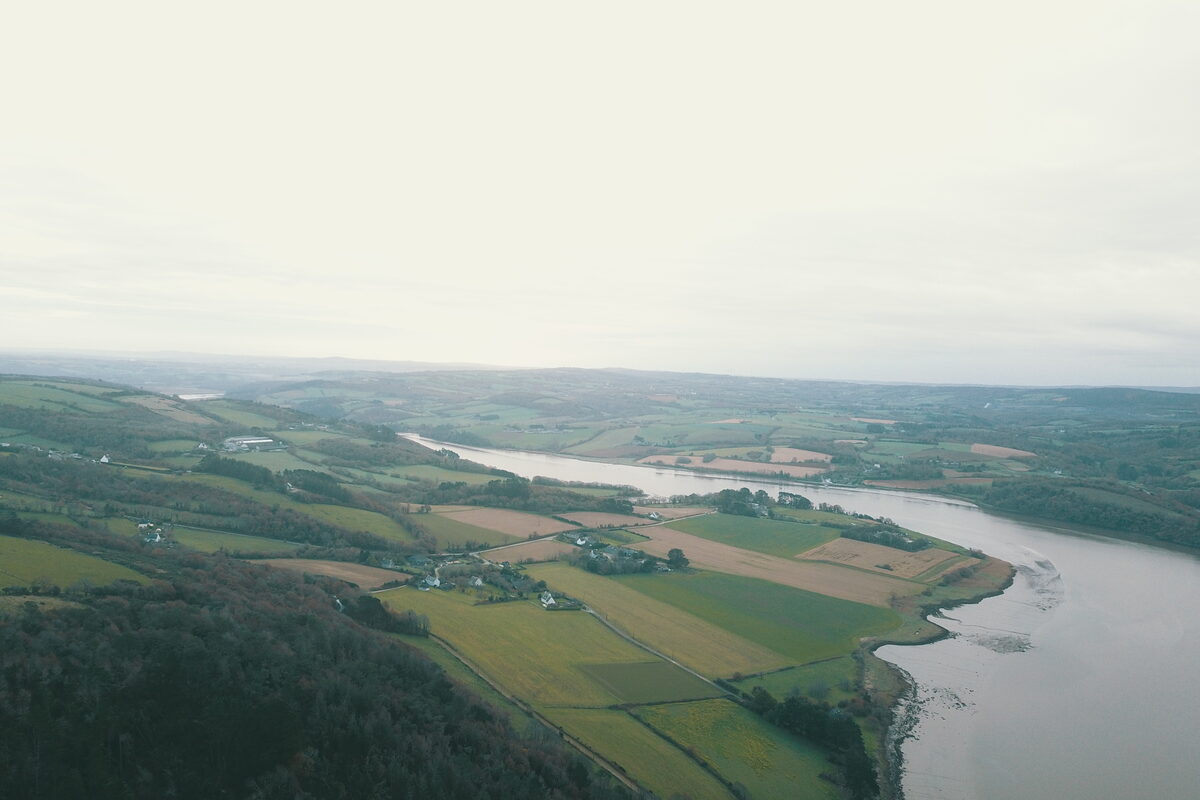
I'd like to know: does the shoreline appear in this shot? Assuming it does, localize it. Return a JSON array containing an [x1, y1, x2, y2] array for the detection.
[[864, 560, 1017, 800]]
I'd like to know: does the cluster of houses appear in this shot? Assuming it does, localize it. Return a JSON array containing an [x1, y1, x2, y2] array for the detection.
[[137, 520, 171, 545]]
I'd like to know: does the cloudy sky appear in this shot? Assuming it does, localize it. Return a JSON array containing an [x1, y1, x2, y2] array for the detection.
[[3, 1, 1198, 386]]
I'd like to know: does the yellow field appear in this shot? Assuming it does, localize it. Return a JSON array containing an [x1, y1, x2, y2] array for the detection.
[[526, 563, 789, 676], [377, 587, 653, 707], [542, 707, 732, 800]]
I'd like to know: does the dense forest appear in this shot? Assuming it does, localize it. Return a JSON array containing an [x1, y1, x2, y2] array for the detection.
[[0, 519, 630, 800]]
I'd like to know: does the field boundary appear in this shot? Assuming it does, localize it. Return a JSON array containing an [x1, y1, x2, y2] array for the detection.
[[419, 633, 645, 795]]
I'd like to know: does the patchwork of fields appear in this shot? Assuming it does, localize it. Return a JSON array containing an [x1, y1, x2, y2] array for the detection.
[[635, 699, 840, 800], [635, 524, 922, 606], [526, 563, 790, 675]]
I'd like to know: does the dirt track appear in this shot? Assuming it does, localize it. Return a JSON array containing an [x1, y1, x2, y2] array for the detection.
[[635, 528, 921, 607]]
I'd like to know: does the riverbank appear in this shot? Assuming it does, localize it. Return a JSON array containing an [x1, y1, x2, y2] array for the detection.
[[861, 557, 1016, 800]]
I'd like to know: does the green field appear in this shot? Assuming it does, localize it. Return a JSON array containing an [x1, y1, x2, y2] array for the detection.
[[301, 504, 417, 543], [389, 464, 497, 485], [0, 534, 147, 588], [395, 634, 531, 730], [614, 572, 900, 665], [171, 527, 306, 554], [733, 656, 861, 705], [542, 707, 733, 799], [0, 381, 122, 413], [526, 563, 789, 676], [576, 661, 721, 704], [198, 401, 282, 428], [225, 449, 336, 474], [160, 473, 418, 544], [635, 699, 839, 800], [377, 588, 675, 707], [664, 514, 840, 558], [411, 512, 519, 550]]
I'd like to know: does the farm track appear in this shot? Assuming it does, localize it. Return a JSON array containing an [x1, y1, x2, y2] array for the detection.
[[421, 633, 645, 795], [581, 606, 735, 699]]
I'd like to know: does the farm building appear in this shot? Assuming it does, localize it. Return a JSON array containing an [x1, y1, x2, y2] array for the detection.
[[222, 436, 278, 451]]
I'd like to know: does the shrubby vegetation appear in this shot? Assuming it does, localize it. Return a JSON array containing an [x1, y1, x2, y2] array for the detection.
[[747, 687, 878, 799], [985, 480, 1200, 548]]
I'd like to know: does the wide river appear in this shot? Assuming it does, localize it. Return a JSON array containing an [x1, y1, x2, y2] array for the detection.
[[407, 437, 1200, 800]]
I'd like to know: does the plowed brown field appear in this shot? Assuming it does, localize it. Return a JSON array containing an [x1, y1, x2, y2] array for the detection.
[[797, 538, 968, 580], [483, 538, 577, 562], [257, 559, 405, 589], [634, 528, 921, 607], [441, 508, 576, 536]]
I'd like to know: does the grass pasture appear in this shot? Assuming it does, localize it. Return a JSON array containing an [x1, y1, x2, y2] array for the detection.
[[635, 698, 839, 800], [664, 514, 840, 558], [172, 527, 305, 554], [615, 571, 901, 666], [395, 634, 531, 730], [526, 563, 789, 676], [225, 449, 335, 474], [733, 655, 861, 705], [198, 400, 283, 428], [390, 464, 497, 485], [376, 588, 667, 707], [576, 661, 721, 704], [542, 707, 733, 800], [0, 534, 146, 588], [413, 512, 520, 550], [0, 381, 122, 413]]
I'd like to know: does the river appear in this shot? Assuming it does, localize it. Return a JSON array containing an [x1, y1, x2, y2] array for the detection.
[[407, 437, 1200, 800]]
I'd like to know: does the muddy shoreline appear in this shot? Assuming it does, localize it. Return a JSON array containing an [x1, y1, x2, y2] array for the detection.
[[866, 562, 1017, 800]]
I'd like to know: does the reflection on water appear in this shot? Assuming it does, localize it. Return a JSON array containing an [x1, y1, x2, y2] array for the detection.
[[406, 436, 1200, 800]]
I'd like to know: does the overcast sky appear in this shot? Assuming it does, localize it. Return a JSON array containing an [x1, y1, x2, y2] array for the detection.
[[3, 1, 1198, 386]]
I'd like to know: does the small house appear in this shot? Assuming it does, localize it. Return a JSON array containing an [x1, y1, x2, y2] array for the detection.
[[540, 591, 557, 608], [469, 576, 485, 588], [422, 575, 441, 589]]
